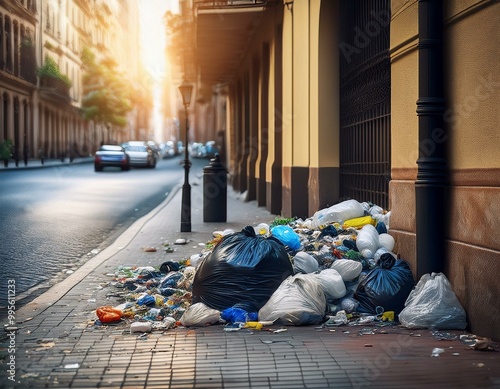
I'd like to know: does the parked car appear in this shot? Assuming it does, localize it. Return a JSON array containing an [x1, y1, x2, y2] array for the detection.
[[122, 141, 157, 168], [147, 140, 162, 159], [94, 144, 130, 172]]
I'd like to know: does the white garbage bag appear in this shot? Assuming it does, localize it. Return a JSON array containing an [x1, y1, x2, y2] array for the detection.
[[259, 274, 326, 325], [292, 251, 319, 274], [313, 269, 347, 300], [330, 259, 363, 282], [180, 302, 221, 327]]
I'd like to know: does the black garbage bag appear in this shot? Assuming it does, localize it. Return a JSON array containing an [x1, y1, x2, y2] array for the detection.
[[192, 226, 294, 312], [354, 253, 415, 316]]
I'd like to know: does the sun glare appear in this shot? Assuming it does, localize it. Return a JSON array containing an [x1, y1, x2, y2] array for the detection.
[[139, 0, 178, 81], [138, 0, 179, 142]]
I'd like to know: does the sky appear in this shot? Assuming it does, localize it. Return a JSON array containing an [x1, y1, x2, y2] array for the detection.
[[138, 0, 178, 80], [138, 0, 179, 141]]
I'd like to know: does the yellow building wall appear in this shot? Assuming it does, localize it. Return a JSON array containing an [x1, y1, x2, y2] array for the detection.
[[390, 0, 419, 176], [390, 0, 500, 340], [292, 1, 310, 167], [282, 7, 293, 169], [445, 1, 500, 171], [266, 40, 277, 178]]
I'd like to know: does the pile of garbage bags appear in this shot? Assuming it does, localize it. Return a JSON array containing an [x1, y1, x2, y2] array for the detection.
[[95, 199, 467, 332]]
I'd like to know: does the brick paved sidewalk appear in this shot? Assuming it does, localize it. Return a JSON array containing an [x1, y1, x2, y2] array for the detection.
[[1, 167, 499, 388]]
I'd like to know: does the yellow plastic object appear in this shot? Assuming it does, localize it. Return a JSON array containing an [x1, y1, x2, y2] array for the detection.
[[243, 321, 263, 330], [381, 311, 395, 322], [342, 216, 376, 229]]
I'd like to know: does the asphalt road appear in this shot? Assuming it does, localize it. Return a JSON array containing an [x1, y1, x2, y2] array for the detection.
[[0, 156, 207, 314]]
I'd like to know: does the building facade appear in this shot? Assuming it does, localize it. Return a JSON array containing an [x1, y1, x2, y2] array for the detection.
[[0, 0, 147, 164], [180, 0, 499, 340]]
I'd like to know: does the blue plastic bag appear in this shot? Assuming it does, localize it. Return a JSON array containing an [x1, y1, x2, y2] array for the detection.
[[271, 225, 301, 250]]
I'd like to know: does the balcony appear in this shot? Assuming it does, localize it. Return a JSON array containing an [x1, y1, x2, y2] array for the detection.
[[194, 0, 269, 9], [39, 76, 72, 103]]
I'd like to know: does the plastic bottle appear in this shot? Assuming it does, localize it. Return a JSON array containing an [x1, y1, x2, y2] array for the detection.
[[312, 199, 364, 228], [356, 224, 379, 258]]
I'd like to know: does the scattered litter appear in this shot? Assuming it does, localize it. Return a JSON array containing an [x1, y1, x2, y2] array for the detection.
[[431, 348, 445, 357], [66, 270, 74, 274], [174, 238, 187, 245], [364, 344, 373, 347], [36, 341, 55, 350], [21, 373, 40, 378], [261, 339, 290, 344], [473, 338, 497, 352], [359, 328, 375, 335], [224, 323, 243, 332], [143, 247, 157, 252], [87, 299, 96, 303], [476, 363, 485, 368], [130, 321, 152, 333], [64, 363, 80, 369], [324, 311, 348, 327]]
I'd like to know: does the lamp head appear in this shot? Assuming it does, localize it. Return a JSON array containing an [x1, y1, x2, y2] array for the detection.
[[178, 81, 193, 107]]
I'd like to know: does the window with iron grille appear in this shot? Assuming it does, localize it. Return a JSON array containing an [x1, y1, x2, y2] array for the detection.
[[339, 0, 391, 209]]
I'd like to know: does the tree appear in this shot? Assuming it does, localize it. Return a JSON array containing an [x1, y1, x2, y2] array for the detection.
[[80, 47, 132, 133]]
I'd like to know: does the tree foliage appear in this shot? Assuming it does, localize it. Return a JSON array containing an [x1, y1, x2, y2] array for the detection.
[[37, 55, 72, 87], [80, 47, 132, 128]]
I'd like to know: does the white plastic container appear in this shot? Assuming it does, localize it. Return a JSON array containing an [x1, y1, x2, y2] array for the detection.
[[312, 199, 364, 227], [130, 321, 152, 333], [356, 224, 380, 258]]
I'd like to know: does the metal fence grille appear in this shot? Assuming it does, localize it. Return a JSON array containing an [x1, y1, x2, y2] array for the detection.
[[339, 0, 391, 209]]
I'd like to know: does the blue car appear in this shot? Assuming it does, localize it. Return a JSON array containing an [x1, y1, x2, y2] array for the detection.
[[94, 144, 130, 172]]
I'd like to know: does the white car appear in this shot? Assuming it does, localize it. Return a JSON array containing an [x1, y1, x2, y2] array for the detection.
[[122, 141, 157, 168]]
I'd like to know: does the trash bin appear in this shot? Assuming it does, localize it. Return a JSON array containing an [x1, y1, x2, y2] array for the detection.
[[203, 154, 227, 222]]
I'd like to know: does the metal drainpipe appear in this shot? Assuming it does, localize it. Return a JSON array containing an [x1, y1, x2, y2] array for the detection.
[[415, 0, 447, 278]]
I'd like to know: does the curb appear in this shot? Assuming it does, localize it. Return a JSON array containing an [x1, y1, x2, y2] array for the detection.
[[7, 183, 183, 324]]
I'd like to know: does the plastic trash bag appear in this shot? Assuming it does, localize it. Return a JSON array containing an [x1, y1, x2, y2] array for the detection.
[[96, 306, 122, 323], [180, 302, 221, 327], [292, 251, 319, 274], [192, 226, 293, 312], [330, 259, 362, 282], [258, 273, 327, 325], [271, 225, 301, 250], [313, 269, 346, 300], [354, 253, 415, 315], [398, 272, 467, 330], [221, 307, 258, 324]]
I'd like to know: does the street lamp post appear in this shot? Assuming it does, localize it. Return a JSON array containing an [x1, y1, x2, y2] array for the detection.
[[179, 81, 193, 232]]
